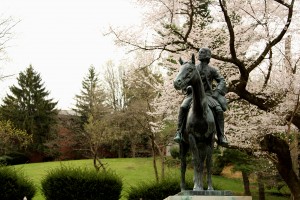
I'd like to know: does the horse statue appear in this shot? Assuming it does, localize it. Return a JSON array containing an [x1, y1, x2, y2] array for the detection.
[[173, 54, 216, 191]]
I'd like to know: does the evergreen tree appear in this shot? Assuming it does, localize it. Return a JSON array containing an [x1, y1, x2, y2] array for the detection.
[[0, 65, 57, 155], [73, 66, 109, 163], [73, 65, 107, 127]]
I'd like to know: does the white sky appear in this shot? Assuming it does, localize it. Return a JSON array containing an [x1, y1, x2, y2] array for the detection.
[[0, 0, 142, 110]]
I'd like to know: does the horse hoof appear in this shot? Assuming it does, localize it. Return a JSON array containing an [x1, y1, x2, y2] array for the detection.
[[207, 187, 214, 191], [193, 187, 203, 191]]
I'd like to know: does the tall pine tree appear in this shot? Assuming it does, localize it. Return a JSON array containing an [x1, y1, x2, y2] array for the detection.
[[73, 65, 107, 126], [0, 65, 57, 156], [73, 66, 109, 161]]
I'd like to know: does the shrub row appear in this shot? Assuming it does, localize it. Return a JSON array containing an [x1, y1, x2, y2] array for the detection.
[[41, 167, 123, 200], [0, 165, 122, 200], [1, 164, 221, 200], [0, 166, 36, 200]]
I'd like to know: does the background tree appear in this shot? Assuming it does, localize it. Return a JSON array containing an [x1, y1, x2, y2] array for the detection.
[[73, 65, 106, 127], [84, 115, 109, 171], [0, 120, 32, 155], [0, 15, 19, 81], [121, 52, 172, 181], [0, 65, 57, 160], [73, 66, 109, 162], [0, 16, 18, 61], [102, 61, 128, 157]]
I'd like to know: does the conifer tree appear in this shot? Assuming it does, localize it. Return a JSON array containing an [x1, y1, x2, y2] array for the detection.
[[73, 65, 107, 127], [0, 65, 57, 155], [73, 66, 109, 166]]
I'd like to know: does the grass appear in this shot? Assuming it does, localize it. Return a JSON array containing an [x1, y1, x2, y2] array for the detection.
[[10, 157, 290, 200]]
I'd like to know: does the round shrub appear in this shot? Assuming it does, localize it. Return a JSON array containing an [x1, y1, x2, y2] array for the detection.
[[0, 166, 36, 200], [170, 145, 180, 159], [41, 166, 122, 200], [126, 177, 193, 200]]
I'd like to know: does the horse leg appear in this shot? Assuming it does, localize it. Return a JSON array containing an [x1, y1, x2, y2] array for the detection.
[[189, 134, 202, 191], [206, 144, 214, 190], [206, 134, 215, 190], [180, 142, 188, 191], [198, 143, 207, 191]]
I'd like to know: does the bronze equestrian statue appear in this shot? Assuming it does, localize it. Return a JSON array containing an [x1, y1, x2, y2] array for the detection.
[[173, 48, 228, 191]]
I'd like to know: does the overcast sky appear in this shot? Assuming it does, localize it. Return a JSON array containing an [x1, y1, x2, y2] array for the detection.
[[0, 0, 142, 110]]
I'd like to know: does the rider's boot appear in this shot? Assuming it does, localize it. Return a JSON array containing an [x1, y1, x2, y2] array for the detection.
[[173, 131, 181, 143], [215, 110, 229, 147], [174, 107, 188, 143]]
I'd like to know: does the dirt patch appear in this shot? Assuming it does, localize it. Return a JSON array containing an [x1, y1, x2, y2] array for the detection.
[[125, 166, 136, 170]]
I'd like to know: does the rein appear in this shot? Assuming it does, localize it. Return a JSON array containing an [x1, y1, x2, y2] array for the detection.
[[194, 64, 208, 117]]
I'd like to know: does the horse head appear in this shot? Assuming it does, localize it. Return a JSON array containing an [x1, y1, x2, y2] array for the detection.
[[173, 54, 196, 90]]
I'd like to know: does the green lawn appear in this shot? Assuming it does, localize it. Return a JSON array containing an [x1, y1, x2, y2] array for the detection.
[[11, 158, 289, 200]]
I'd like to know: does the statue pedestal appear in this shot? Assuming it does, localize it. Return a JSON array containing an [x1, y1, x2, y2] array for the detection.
[[164, 190, 252, 200]]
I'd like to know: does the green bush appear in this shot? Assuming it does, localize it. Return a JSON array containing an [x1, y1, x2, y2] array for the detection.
[[212, 157, 225, 175], [168, 145, 192, 168], [126, 177, 194, 200], [41, 166, 122, 200], [211, 149, 226, 175], [0, 166, 36, 200], [170, 145, 180, 159]]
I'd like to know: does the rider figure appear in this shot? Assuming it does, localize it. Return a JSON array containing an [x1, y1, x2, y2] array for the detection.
[[174, 47, 229, 147]]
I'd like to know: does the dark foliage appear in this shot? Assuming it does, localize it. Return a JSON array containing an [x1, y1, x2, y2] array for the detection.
[[0, 152, 29, 165], [0, 166, 36, 200]]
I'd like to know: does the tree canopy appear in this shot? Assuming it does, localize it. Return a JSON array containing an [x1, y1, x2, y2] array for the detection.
[[0, 65, 57, 155]]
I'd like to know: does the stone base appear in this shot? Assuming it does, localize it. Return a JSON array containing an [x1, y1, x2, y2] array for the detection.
[[178, 190, 233, 196], [164, 190, 252, 200]]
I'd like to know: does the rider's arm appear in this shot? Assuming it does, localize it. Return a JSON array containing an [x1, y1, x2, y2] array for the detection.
[[211, 68, 227, 96]]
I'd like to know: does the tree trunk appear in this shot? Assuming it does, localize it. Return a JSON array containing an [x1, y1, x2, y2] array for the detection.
[[298, 134, 300, 178], [242, 171, 251, 196], [150, 135, 159, 182], [92, 147, 106, 171], [160, 146, 165, 180], [118, 140, 124, 158], [284, 35, 292, 74], [131, 142, 137, 158], [260, 134, 300, 200], [290, 132, 299, 178], [257, 172, 265, 200]]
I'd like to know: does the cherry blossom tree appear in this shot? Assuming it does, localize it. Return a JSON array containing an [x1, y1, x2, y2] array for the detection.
[[109, 0, 297, 148], [108, 0, 300, 197]]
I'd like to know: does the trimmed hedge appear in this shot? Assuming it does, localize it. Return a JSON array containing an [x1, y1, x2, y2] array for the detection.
[[41, 166, 122, 200], [0, 166, 36, 200], [126, 177, 193, 200]]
